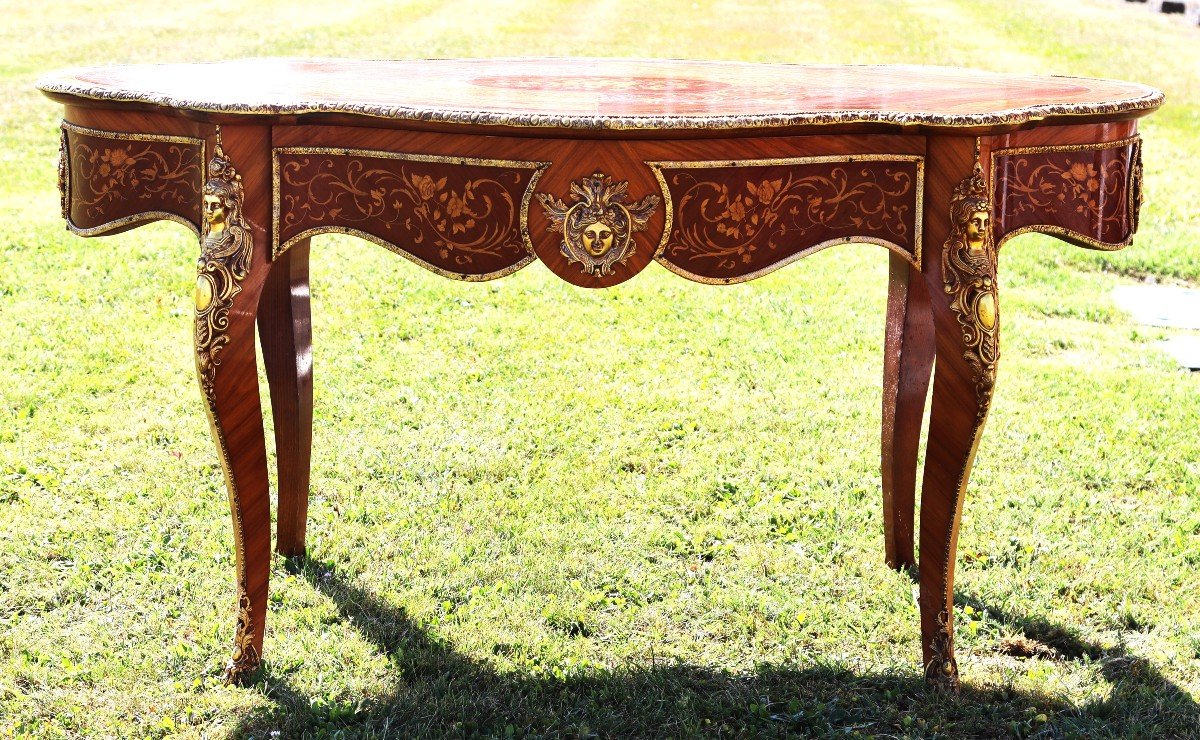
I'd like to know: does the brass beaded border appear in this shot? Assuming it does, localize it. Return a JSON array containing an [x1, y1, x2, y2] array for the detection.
[[38, 63, 1164, 133], [992, 135, 1142, 252], [645, 154, 925, 285], [271, 146, 550, 281], [59, 121, 205, 238]]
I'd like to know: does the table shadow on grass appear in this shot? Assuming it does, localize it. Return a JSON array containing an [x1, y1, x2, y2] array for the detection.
[[228, 558, 1199, 738]]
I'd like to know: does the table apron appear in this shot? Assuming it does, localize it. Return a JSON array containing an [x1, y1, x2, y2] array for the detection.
[[58, 107, 1141, 286]]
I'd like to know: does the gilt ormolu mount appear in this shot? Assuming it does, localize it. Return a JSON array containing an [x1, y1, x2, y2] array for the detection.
[[537, 172, 660, 276], [40, 58, 1162, 688]]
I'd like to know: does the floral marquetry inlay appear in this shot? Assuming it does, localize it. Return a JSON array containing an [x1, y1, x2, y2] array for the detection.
[[274, 148, 547, 280], [993, 136, 1140, 249], [651, 156, 923, 284], [60, 122, 205, 235]]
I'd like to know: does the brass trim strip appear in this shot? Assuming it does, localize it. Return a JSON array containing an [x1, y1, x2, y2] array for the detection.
[[205, 405, 258, 684], [995, 224, 1132, 253], [271, 146, 550, 281], [991, 133, 1140, 157], [992, 135, 1141, 252], [646, 154, 925, 285], [654, 236, 917, 286], [62, 119, 203, 144], [59, 121, 205, 238]]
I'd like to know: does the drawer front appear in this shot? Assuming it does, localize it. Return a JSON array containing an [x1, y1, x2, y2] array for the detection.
[[273, 146, 546, 280], [271, 126, 926, 287], [650, 155, 923, 284], [60, 121, 205, 236], [993, 135, 1142, 250]]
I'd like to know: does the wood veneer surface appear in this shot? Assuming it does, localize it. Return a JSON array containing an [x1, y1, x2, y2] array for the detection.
[[39, 58, 1162, 135]]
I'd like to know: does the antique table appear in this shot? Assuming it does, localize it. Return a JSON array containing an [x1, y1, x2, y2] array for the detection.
[[38, 58, 1161, 689]]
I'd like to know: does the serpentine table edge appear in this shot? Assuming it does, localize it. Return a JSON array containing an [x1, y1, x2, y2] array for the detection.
[[38, 58, 1161, 691]]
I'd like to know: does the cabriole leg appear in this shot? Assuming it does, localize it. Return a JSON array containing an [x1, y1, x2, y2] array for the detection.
[[917, 138, 1000, 690], [259, 238, 313, 559], [193, 125, 273, 684], [881, 252, 934, 570]]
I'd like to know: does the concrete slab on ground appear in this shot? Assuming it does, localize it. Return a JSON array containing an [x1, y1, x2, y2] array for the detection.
[[1113, 285, 1200, 330], [1160, 336, 1200, 370]]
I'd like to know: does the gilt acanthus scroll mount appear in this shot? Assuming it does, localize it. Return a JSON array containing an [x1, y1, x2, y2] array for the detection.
[[537, 172, 659, 277]]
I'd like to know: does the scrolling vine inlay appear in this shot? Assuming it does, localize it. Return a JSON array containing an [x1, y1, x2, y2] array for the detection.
[[59, 122, 204, 235], [993, 137, 1141, 249], [274, 148, 546, 279], [537, 172, 660, 277], [651, 156, 922, 284]]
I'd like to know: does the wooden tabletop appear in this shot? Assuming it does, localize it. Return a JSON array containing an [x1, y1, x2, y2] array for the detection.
[[39, 57, 1162, 135]]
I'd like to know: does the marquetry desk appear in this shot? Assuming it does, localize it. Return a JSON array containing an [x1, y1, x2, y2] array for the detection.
[[38, 58, 1161, 689]]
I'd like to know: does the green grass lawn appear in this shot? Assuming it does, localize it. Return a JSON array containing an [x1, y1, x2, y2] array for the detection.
[[1, 0, 1198, 737]]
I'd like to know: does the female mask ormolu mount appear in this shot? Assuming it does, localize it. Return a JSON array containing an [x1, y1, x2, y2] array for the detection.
[[537, 172, 659, 277]]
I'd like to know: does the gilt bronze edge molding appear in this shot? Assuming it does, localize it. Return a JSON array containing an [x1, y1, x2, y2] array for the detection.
[[61, 119, 205, 145], [38, 79, 1165, 132], [196, 253, 257, 685], [646, 153, 925, 283], [58, 120, 206, 238], [994, 225, 1133, 253], [277, 225, 538, 283], [991, 134, 1142, 252], [58, 126, 68, 219], [65, 210, 202, 239], [927, 417, 989, 693], [653, 235, 920, 286], [202, 409, 259, 684], [990, 133, 1140, 158], [270, 145, 550, 280]]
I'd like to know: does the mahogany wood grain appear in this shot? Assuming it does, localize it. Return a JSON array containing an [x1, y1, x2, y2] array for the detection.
[[198, 123, 274, 682], [43, 61, 1161, 690], [916, 136, 997, 688], [881, 253, 934, 570], [991, 120, 1138, 148], [259, 239, 313, 558]]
